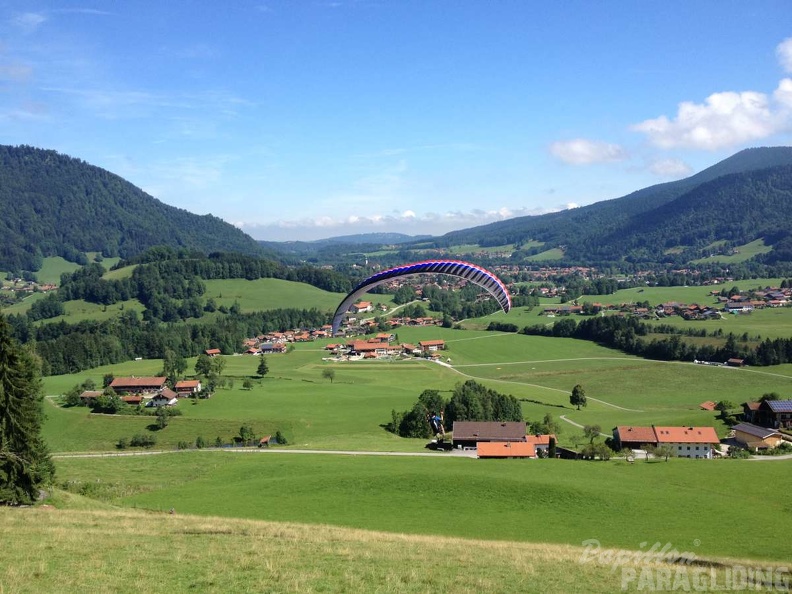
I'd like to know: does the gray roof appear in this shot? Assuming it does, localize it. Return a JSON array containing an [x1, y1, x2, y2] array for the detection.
[[765, 400, 792, 413], [732, 423, 781, 439], [452, 421, 526, 442]]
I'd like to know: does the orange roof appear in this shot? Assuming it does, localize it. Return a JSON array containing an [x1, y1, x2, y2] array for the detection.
[[110, 376, 167, 388], [699, 401, 717, 411], [175, 380, 200, 389], [654, 426, 719, 444], [419, 340, 445, 347], [616, 426, 657, 444], [525, 434, 556, 446], [477, 441, 535, 458]]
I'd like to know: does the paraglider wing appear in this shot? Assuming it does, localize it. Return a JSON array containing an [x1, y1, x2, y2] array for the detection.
[[330, 260, 511, 334]]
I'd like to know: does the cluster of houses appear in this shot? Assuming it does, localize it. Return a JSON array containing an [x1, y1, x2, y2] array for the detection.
[[730, 399, 792, 451], [79, 376, 202, 408], [540, 286, 791, 320], [449, 421, 556, 459], [324, 334, 447, 360]]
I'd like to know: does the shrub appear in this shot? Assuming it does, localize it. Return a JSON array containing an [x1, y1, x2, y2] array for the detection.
[[130, 433, 157, 448]]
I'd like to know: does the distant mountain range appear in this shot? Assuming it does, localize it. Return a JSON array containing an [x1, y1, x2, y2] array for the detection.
[[4, 144, 792, 273], [419, 146, 792, 265], [0, 145, 265, 272]]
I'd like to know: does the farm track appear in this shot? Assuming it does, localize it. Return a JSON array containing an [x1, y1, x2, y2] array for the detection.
[[432, 359, 645, 412]]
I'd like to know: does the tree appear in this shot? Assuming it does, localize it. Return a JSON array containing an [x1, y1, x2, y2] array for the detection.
[[238, 425, 256, 446], [211, 356, 226, 377], [64, 384, 82, 407], [583, 424, 601, 444], [155, 406, 170, 429], [570, 384, 587, 410], [163, 349, 187, 382], [195, 354, 213, 376], [257, 356, 269, 378], [651, 444, 676, 462], [0, 315, 55, 505], [242, 379, 253, 390], [715, 400, 736, 412], [322, 368, 336, 383]]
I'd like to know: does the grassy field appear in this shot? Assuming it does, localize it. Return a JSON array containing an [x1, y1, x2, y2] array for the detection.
[[52, 452, 792, 563], [24, 279, 792, 588], [36, 256, 83, 285], [8, 504, 779, 594], [526, 248, 564, 261], [202, 277, 348, 313], [42, 326, 792, 454], [691, 239, 773, 264]]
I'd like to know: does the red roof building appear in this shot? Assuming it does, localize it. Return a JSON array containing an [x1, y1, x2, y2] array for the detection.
[[477, 441, 536, 459]]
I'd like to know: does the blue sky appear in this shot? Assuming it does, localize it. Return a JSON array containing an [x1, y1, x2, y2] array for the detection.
[[2, 1, 792, 241]]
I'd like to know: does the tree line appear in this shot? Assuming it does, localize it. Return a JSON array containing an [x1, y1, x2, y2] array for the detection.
[[6, 306, 328, 376], [520, 314, 792, 366]]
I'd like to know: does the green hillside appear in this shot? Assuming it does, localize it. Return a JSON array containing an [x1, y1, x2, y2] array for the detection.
[[0, 145, 265, 272]]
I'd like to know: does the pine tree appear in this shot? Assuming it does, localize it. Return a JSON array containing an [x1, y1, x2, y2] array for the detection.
[[256, 356, 269, 378], [0, 315, 54, 504]]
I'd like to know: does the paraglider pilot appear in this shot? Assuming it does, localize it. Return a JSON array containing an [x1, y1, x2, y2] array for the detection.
[[428, 411, 446, 438]]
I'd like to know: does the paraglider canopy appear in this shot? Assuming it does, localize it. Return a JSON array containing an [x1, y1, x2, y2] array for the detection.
[[330, 260, 511, 334]]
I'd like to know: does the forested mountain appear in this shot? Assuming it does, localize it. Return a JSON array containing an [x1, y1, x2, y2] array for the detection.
[[428, 146, 792, 265], [0, 145, 265, 272]]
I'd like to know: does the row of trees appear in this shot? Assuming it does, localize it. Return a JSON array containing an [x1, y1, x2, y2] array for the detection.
[[521, 314, 792, 367], [5, 306, 327, 376]]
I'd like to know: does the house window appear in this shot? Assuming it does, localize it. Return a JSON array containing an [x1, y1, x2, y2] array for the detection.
[[695, 446, 700, 450], [687, 446, 691, 450]]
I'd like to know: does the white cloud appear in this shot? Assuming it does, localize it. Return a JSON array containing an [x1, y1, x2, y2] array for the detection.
[[549, 139, 627, 165], [648, 158, 693, 178], [11, 12, 46, 33], [237, 203, 579, 241], [777, 37, 792, 73], [631, 79, 792, 151]]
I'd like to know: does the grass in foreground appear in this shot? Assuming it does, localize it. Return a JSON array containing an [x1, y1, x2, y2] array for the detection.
[[54, 452, 792, 563], [1, 505, 786, 594]]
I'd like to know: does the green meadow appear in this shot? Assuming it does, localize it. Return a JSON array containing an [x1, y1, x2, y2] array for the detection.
[[202, 277, 348, 313], [8, 505, 778, 594], [20, 278, 792, 589], [53, 451, 792, 562], [42, 326, 792, 454], [692, 239, 773, 264]]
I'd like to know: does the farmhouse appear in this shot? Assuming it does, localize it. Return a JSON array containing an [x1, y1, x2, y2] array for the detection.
[[732, 423, 786, 450], [613, 425, 720, 458], [477, 441, 535, 459], [174, 380, 201, 396], [452, 421, 526, 449], [346, 340, 402, 358], [147, 388, 179, 407], [419, 340, 445, 353], [205, 348, 221, 357], [110, 376, 167, 395], [654, 426, 719, 459], [351, 301, 373, 313]]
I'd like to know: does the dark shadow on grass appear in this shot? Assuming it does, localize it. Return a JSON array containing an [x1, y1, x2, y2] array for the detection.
[[519, 398, 570, 409]]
